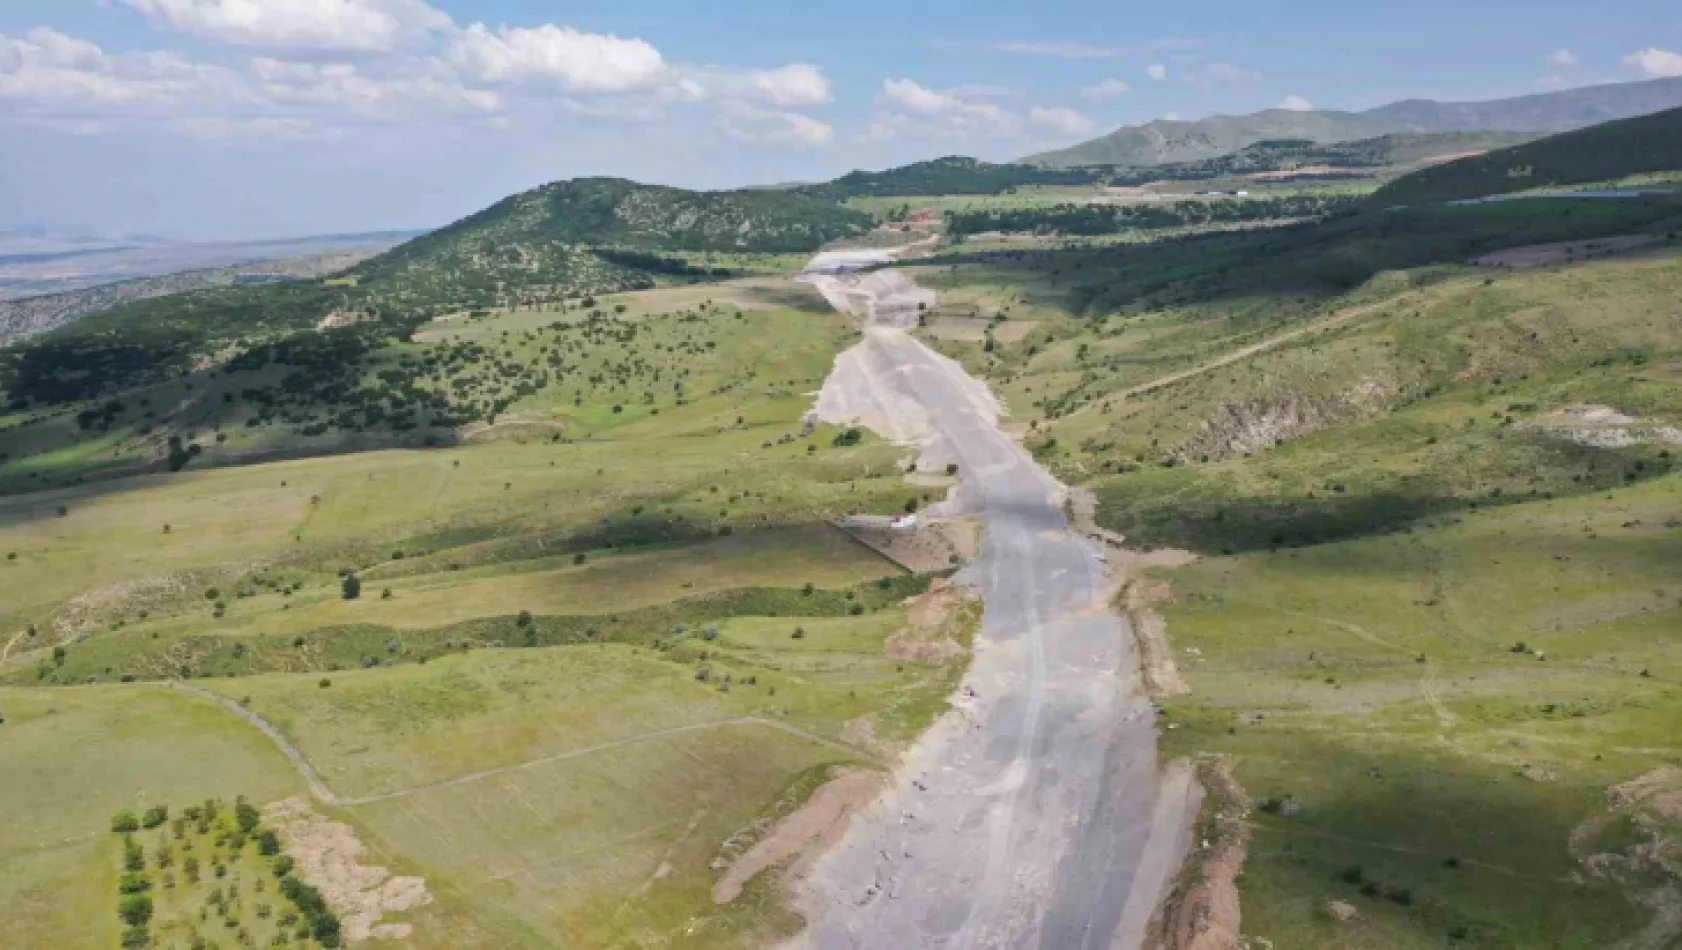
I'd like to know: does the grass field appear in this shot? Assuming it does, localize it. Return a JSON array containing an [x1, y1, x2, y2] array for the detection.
[[0, 686, 307, 949], [1153, 473, 1682, 948], [883, 196, 1682, 946], [0, 266, 986, 949]]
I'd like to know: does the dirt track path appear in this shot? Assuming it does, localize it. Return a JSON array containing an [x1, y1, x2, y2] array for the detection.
[[171, 680, 873, 808], [1066, 290, 1426, 420]]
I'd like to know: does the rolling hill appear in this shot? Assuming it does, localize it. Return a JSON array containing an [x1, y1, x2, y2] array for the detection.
[[1024, 75, 1682, 168], [1370, 105, 1682, 206], [350, 177, 871, 312], [794, 156, 1108, 201]]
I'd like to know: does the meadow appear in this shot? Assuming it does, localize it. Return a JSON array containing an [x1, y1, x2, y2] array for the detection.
[[0, 275, 975, 949], [897, 195, 1682, 947]]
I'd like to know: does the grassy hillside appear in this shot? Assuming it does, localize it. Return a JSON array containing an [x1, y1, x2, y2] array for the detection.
[[0, 272, 978, 948], [1025, 76, 1682, 169], [1373, 106, 1682, 206], [944, 193, 1357, 238], [1103, 132, 1539, 186], [796, 156, 1107, 201], [906, 189, 1682, 948], [352, 178, 869, 313]]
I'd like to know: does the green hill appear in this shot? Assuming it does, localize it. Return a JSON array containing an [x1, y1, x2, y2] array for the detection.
[[1104, 131, 1538, 185], [1371, 106, 1682, 206], [1025, 76, 1682, 169], [795, 156, 1107, 201]]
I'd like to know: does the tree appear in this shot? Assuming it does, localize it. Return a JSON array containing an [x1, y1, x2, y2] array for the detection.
[[118, 893, 152, 926], [111, 811, 141, 833], [141, 805, 168, 829], [235, 799, 260, 834], [341, 574, 361, 600]]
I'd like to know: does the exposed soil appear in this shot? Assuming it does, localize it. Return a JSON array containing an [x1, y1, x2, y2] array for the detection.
[[829, 517, 959, 573], [712, 769, 885, 904], [1569, 767, 1682, 950], [1520, 404, 1682, 448], [1143, 758, 1252, 950], [1120, 576, 1192, 700], [1473, 234, 1664, 269], [263, 797, 433, 943], [885, 578, 975, 663], [1245, 165, 1368, 181]]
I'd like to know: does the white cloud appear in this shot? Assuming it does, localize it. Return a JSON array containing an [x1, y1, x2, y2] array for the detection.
[[1029, 106, 1094, 136], [882, 77, 959, 114], [874, 78, 1016, 140], [678, 63, 832, 107], [0, 19, 835, 153], [1081, 78, 1130, 100], [745, 63, 831, 107], [1625, 47, 1682, 79], [1146, 63, 1168, 81], [1546, 48, 1579, 67], [121, 0, 454, 56], [994, 42, 1121, 60], [991, 37, 1203, 59], [1277, 94, 1313, 111], [448, 23, 668, 92], [714, 103, 833, 147]]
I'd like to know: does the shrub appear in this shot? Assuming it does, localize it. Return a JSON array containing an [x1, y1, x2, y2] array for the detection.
[[234, 799, 260, 834], [118, 872, 151, 894], [111, 811, 141, 833], [341, 574, 361, 600], [141, 805, 168, 829], [118, 893, 153, 926]]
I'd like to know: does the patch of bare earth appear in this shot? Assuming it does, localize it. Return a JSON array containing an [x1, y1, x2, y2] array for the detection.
[[1064, 487, 1196, 699], [1473, 234, 1663, 269], [264, 797, 432, 942], [1520, 404, 1682, 449], [711, 769, 885, 905], [829, 517, 958, 573], [1245, 165, 1368, 181], [885, 577, 976, 663], [1120, 576, 1191, 699], [52, 572, 197, 637], [1570, 768, 1682, 950], [1143, 757, 1253, 950], [1176, 378, 1397, 463]]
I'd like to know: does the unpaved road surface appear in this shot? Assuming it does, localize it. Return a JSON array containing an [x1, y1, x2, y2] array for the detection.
[[793, 256, 1192, 948]]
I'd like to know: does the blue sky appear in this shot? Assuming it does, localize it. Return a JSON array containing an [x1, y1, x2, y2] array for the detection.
[[0, 0, 1678, 240]]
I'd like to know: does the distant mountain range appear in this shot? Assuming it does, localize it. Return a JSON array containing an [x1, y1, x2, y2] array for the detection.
[[0, 231, 422, 301], [1023, 76, 1682, 168]]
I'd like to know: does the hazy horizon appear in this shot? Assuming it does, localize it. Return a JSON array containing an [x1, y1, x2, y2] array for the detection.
[[2, 0, 1680, 241]]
